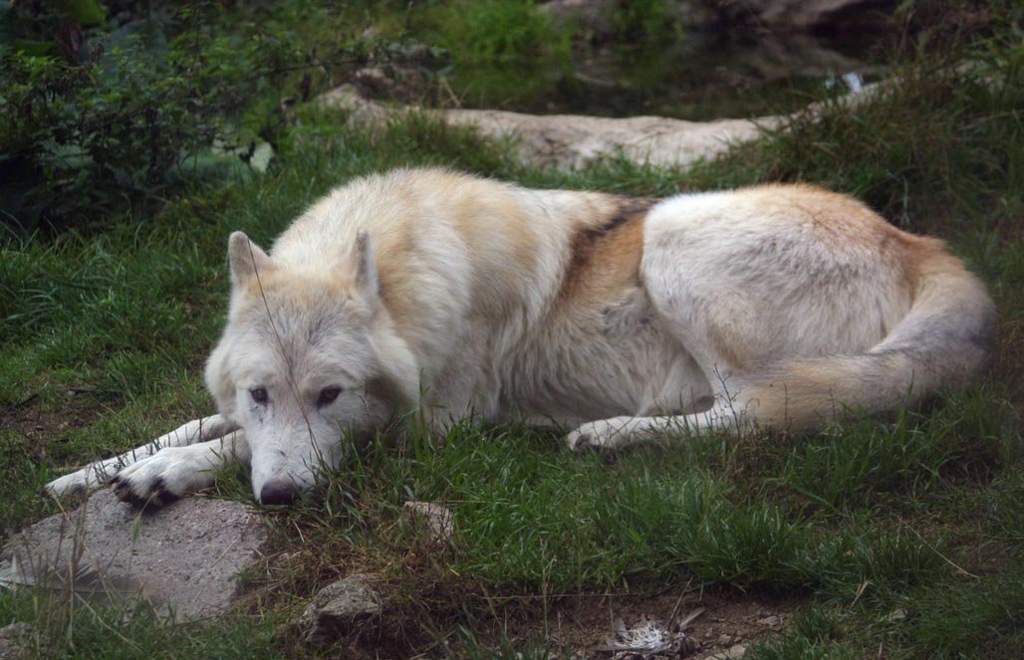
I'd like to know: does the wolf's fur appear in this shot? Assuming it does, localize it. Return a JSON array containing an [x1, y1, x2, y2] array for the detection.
[[45, 169, 995, 505]]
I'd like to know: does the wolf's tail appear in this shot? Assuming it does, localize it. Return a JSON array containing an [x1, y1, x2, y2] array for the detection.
[[738, 239, 996, 429]]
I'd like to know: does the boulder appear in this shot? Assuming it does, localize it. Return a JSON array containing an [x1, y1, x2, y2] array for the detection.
[[320, 81, 884, 171], [319, 84, 784, 170], [1, 490, 267, 621]]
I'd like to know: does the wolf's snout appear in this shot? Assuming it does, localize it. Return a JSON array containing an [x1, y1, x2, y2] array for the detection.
[[259, 479, 298, 506]]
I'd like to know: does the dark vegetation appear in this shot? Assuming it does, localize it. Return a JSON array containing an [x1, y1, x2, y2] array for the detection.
[[1, 0, 1023, 657]]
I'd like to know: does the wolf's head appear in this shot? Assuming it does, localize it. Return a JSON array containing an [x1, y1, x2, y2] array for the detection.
[[204, 232, 419, 505]]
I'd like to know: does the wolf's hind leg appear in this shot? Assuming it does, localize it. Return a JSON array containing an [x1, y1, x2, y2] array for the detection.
[[565, 403, 751, 452], [111, 431, 250, 507], [44, 415, 238, 498]]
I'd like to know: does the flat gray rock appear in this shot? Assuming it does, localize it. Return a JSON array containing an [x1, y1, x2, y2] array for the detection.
[[1, 490, 266, 621]]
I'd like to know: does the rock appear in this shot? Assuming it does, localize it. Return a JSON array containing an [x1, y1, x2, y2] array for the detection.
[[1, 490, 266, 621], [402, 501, 454, 543], [717, 633, 733, 645], [319, 81, 884, 172], [384, 41, 445, 65], [350, 62, 433, 104], [720, 0, 894, 28], [248, 142, 275, 174], [757, 615, 782, 628], [0, 623, 32, 660], [319, 84, 782, 170], [540, 0, 716, 34], [320, 84, 391, 125], [707, 643, 748, 659], [441, 106, 777, 170], [352, 66, 394, 96], [882, 608, 907, 623], [301, 574, 384, 644]]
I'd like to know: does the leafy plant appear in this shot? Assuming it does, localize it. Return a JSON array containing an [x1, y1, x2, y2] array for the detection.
[[0, 1, 359, 232]]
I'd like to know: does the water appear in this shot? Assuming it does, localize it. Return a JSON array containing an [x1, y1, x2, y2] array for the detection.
[[442, 27, 889, 121]]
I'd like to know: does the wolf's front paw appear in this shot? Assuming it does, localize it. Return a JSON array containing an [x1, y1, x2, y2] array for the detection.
[[45, 463, 118, 498], [565, 417, 634, 452], [111, 447, 215, 508]]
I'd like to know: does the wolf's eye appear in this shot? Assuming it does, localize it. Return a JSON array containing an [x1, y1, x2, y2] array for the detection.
[[250, 387, 268, 404], [317, 386, 342, 407]]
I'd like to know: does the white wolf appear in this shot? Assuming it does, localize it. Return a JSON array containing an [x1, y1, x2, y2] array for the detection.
[[46, 169, 995, 506]]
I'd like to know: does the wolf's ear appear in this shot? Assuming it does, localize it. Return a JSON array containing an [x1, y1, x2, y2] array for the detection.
[[228, 231, 274, 288], [352, 231, 379, 306]]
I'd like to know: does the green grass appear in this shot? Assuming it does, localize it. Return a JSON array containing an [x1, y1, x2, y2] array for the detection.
[[0, 588, 282, 659], [2, 12, 1024, 657]]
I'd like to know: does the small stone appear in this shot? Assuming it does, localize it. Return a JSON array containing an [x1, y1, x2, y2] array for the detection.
[[353, 66, 394, 96], [717, 634, 732, 645], [386, 42, 434, 63], [301, 574, 384, 644], [709, 644, 748, 660], [882, 608, 907, 623], [403, 501, 454, 543], [0, 622, 33, 659], [248, 142, 274, 174]]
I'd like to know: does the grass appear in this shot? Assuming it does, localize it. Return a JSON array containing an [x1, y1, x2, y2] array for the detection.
[[2, 8, 1024, 658], [0, 588, 282, 659]]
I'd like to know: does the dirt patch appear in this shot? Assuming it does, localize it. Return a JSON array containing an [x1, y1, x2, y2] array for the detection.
[[524, 586, 800, 658], [252, 528, 803, 658], [360, 580, 804, 657], [1, 389, 105, 462]]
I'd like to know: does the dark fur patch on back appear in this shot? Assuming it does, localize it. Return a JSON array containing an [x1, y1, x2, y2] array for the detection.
[[560, 196, 655, 301]]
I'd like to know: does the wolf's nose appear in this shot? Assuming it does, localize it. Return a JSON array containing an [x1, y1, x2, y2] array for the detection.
[[259, 479, 297, 506]]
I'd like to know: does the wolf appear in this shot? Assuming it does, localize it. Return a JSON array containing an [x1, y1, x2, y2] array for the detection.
[[45, 169, 995, 506]]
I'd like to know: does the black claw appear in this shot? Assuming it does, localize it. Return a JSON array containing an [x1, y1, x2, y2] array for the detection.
[[110, 475, 178, 511], [155, 489, 179, 507], [126, 491, 147, 508], [152, 478, 179, 507], [113, 481, 147, 508]]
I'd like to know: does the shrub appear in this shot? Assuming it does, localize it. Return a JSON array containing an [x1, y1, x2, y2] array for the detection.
[[0, 1, 357, 232]]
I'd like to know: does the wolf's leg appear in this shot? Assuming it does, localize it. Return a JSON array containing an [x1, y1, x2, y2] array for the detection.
[[44, 415, 238, 497], [111, 431, 250, 507], [565, 403, 752, 452]]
